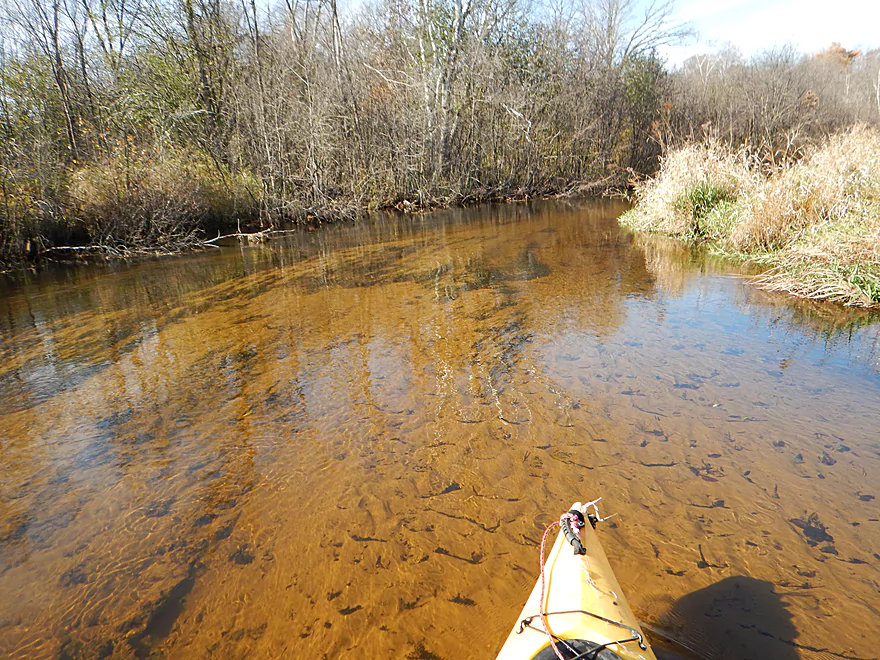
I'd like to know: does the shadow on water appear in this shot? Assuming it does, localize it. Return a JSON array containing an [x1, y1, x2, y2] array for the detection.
[[650, 576, 797, 660], [650, 576, 869, 660]]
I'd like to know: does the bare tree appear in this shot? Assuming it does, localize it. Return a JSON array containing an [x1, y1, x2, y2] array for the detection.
[[0, 0, 877, 267]]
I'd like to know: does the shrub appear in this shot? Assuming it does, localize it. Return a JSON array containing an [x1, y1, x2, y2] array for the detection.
[[69, 148, 261, 250]]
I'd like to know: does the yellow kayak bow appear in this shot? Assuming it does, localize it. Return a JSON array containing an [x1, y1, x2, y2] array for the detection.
[[496, 501, 658, 660]]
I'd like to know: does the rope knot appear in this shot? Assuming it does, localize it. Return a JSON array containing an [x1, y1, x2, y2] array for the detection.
[[560, 511, 583, 530]]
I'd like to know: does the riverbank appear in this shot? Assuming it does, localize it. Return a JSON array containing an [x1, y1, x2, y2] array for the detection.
[[0, 152, 623, 273], [621, 126, 880, 307]]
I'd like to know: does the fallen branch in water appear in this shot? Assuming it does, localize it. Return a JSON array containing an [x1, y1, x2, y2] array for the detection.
[[40, 232, 206, 261], [42, 244, 115, 254], [201, 229, 275, 246], [558, 174, 626, 197], [41, 244, 147, 259]]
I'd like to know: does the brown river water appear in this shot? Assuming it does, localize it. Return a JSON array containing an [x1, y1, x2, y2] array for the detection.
[[1, 200, 879, 660]]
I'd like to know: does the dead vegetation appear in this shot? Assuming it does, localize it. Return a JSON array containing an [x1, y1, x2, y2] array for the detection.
[[622, 126, 880, 307]]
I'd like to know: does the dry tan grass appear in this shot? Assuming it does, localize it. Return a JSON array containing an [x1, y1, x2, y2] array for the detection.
[[731, 126, 880, 252], [623, 141, 757, 237], [622, 126, 880, 307]]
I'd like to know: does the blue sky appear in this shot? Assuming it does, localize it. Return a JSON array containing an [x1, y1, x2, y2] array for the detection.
[[659, 0, 880, 65]]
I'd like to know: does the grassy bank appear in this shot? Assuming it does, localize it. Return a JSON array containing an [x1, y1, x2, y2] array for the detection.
[[621, 126, 880, 307]]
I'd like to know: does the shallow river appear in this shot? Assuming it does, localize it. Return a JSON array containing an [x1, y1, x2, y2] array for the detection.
[[1, 200, 879, 660]]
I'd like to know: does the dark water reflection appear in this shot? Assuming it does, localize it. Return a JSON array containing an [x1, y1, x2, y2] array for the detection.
[[1, 200, 878, 659]]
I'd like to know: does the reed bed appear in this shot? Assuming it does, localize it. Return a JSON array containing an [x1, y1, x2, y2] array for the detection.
[[621, 126, 880, 307]]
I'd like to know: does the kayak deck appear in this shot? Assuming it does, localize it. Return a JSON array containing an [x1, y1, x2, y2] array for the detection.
[[496, 502, 658, 660]]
